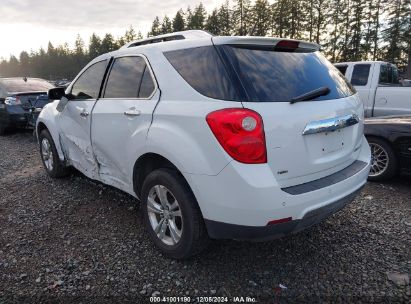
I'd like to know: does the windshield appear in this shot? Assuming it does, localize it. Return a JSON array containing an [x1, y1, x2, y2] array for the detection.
[[222, 46, 355, 102], [0, 78, 54, 93]]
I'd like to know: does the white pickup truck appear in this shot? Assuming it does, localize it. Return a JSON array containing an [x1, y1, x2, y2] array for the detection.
[[334, 61, 411, 117]]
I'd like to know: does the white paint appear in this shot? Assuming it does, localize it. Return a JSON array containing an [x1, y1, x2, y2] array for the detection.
[[38, 32, 371, 228]]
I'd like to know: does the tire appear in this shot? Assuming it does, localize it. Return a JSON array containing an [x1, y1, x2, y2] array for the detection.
[[141, 168, 210, 259], [367, 136, 398, 181], [39, 129, 70, 178]]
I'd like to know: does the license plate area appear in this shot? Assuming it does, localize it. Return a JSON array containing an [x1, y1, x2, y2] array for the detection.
[[306, 129, 347, 157]]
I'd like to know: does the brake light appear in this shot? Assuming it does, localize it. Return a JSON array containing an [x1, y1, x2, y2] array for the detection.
[[206, 108, 267, 164], [275, 40, 299, 50], [4, 96, 21, 105]]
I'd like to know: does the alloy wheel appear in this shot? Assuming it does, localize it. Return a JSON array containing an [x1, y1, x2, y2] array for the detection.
[[369, 142, 389, 177], [147, 185, 183, 246], [41, 138, 54, 171]]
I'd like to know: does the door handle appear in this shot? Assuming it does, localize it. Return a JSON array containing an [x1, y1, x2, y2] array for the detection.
[[76, 106, 89, 117], [79, 109, 90, 117], [124, 109, 141, 117]]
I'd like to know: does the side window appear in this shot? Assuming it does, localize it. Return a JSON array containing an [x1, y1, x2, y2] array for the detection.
[[71, 60, 107, 99], [138, 67, 156, 98], [391, 65, 399, 85], [380, 64, 400, 86], [104, 56, 147, 98], [335, 65, 348, 75], [164, 46, 238, 100], [379, 64, 389, 84], [351, 64, 371, 86]]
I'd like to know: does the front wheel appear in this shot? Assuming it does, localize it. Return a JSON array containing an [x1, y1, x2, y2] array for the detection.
[[141, 169, 209, 259], [39, 129, 70, 178], [367, 137, 398, 181]]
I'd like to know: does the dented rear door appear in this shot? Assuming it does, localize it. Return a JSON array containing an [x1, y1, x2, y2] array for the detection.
[[91, 55, 159, 193]]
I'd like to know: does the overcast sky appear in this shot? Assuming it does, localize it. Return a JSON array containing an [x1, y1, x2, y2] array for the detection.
[[0, 0, 224, 59]]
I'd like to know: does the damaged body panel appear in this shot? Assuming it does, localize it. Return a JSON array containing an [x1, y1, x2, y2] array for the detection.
[[56, 98, 99, 179]]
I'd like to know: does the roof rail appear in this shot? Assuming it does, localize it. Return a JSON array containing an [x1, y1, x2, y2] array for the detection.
[[121, 30, 213, 49]]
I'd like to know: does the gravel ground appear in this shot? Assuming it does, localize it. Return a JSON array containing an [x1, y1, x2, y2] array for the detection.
[[0, 130, 410, 303]]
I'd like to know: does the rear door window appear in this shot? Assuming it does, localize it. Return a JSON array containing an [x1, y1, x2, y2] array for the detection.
[[222, 46, 355, 102], [379, 64, 400, 86], [351, 64, 371, 86], [164, 46, 238, 100], [139, 67, 156, 98], [71, 60, 107, 99], [104, 56, 145, 98]]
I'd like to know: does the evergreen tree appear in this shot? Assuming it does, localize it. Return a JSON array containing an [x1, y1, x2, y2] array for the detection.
[[149, 16, 161, 37], [232, 0, 252, 35], [161, 16, 173, 34], [205, 9, 220, 35], [382, 0, 410, 66], [0, 1, 409, 79], [271, 0, 289, 37], [89, 33, 102, 60], [173, 9, 185, 31], [188, 3, 207, 29], [100, 33, 116, 53], [124, 25, 137, 42], [218, 1, 232, 35], [250, 0, 271, 36]]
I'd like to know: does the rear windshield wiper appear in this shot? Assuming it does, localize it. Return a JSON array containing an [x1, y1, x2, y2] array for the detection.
[[290, 87, 331, 104]]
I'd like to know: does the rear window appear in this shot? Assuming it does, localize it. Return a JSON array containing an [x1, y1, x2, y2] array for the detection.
[[164, 46, 238, 100], [223, 46, 355, 102], [0, 78, 54, 93], [165, 45, 354, 102], [351, 64, 371, 86]]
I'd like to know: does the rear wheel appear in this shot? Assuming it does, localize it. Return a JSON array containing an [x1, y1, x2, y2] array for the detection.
[[141, 168, 209, 259], [39, 129, 70, 178], [367, 137, 398, 181]]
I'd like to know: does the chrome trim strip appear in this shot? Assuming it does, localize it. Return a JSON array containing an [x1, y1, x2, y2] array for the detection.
[[302, 114, 359, 135]]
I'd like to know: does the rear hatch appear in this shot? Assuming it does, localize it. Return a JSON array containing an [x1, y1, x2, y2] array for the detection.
[[213, 38, 364, 187]]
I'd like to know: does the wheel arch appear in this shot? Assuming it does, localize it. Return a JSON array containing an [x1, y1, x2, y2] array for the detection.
[[133, 152, 190, 199], [36, 118, 65, 161]]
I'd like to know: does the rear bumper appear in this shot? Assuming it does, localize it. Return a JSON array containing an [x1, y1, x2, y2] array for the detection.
[[184, 136, 371, 234], [0, 107, 28, 128], [204, 188, 362, 241], [8, 113, 28, 126]]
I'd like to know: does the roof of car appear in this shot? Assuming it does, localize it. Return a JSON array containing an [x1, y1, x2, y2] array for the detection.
[[90, 31, 321, 67]]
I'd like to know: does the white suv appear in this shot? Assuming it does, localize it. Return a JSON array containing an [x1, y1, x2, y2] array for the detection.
[[37, 30, 371, 259]]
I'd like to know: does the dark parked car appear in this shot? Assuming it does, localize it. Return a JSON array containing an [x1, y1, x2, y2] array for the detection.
[[365, 116, 411, 181], [0, 77, 54, 135]]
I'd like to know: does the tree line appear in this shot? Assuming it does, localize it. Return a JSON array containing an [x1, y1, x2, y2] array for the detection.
[[0, 0, 410, 80]]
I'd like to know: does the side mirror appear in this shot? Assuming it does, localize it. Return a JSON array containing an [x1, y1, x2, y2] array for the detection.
[[48, 87, 66, 100]]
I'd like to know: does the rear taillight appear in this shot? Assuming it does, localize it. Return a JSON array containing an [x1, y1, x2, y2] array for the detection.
[[4, 96, 21, 105], [206, 108, 267, 164]]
